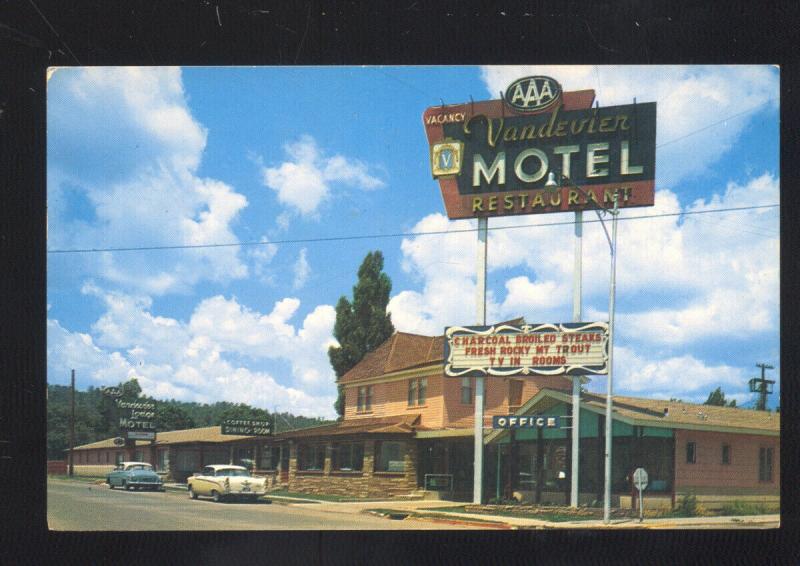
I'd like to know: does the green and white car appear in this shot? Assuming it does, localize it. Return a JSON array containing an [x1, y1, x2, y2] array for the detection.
[[107, 461, 164, 491]]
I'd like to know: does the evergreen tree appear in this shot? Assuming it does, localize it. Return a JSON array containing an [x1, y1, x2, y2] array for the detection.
[[328, 251, 395, 418], [704, 386, 737, 407]]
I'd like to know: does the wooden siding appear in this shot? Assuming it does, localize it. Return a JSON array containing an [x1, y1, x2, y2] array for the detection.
[[344, 372, 571, 428]]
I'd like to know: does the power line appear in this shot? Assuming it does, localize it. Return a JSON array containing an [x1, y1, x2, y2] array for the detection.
[[47, 203, 778, 255]]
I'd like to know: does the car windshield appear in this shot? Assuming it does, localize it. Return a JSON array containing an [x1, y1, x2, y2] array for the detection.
[[127, 464, 152, 471], [216, 468, 250, 477]]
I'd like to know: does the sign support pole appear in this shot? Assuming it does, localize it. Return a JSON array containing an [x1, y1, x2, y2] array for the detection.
[[68, 369, 75, 477], [603, 193, 620, 524], [570, 210, 582, 508], [473, 216, 488, 504]]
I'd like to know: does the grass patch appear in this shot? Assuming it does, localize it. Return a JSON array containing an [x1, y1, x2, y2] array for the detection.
[[48, 475, 106, 483], [718, 500, 778, 516], [425, 505, 598, 523]]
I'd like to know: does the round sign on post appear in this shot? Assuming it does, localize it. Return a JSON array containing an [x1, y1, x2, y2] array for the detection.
[[633, 467, 648, 522], [113, 437, 125, 447], [633, 467, 648, 490]]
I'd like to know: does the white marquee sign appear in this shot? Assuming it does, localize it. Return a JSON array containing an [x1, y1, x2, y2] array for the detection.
[[444, 322, 609, 377]]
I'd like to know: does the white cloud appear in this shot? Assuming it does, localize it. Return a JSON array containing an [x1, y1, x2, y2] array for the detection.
[[293, 248, 311, 289], [260, 135, 384, 218], [605, 346, 750, 404], [389, 173, 778, 350], [248, 236, 279, 283], [480, 65, 778, 186], [48, 287, 340, 418], [48, 67, 249, 295]]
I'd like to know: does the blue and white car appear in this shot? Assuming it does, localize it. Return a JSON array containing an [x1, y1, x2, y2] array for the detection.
[[107, 461, 164, 491]]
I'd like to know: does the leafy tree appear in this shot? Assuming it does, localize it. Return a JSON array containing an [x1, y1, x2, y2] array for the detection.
[[154, 403, 195, 431], [704, 387, 737, 407], [328, 251, 395, 418], [217, 402, 271, 423], [47, 383, 334, 459]]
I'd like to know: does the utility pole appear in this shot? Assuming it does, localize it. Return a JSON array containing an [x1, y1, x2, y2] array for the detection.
[[68, 369, 75, 477], [752, 363, 775, 411]]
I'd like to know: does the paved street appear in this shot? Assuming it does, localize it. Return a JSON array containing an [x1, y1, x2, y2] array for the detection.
[[47, 479, 474, 531]]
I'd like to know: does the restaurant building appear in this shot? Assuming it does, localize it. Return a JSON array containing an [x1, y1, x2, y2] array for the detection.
[[67, 326, 780, 509]]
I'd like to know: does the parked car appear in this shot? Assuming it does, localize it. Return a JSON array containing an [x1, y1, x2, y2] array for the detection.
[[107, 461, 164, 491], [187, 464, 267, 502]]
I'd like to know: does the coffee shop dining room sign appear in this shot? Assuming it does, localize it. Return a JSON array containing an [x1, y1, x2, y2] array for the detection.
[[444, 322, 609, 378]]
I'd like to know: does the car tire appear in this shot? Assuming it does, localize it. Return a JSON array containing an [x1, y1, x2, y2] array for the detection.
[[212, 490, 222, 503], [189, 486, 198, 499], [108, 479, 114, 489]]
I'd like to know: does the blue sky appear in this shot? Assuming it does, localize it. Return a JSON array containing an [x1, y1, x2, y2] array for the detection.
[[46, 65, 780, 418]]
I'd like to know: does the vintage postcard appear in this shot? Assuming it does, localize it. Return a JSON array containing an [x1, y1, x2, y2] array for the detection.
[[46, 65, 779, 530]]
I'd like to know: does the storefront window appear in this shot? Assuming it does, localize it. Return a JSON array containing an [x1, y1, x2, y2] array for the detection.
[[375, 441, 405, 472], [115, 452, 124, 465], [259, 446, 281, 470], [157, 449, 169, 472], [297, 443, 326, 471], [332, 443, 364, 471], [722, 444, 731, 465]]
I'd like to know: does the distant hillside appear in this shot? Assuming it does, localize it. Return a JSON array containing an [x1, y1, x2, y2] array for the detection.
[[47, 380, 332, 460]]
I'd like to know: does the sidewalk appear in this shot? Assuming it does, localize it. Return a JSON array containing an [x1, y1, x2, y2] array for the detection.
[[159, 483, 781, 529], [272, 496, 780, 529]]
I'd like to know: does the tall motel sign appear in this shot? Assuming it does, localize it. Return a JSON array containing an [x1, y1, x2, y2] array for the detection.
[[422, 75, 656, 516]]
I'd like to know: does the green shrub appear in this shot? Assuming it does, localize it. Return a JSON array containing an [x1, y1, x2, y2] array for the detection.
[[675, 493, 698, 517], [719, 500, 770, 516]]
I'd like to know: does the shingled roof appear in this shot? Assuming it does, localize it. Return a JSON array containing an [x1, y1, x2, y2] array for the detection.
[[72, 426, 256, 451], [274, 414, 422, 439], [339, 332, 443, 383], [340, 318, 526, 384], [507, 389, 780, 437]]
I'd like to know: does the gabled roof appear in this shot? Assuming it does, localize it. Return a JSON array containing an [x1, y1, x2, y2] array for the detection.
[[340, 318, 527, 384], [340, 332, 443, 383], [486, 388, 780, 442], [72, 425, 257, 451]]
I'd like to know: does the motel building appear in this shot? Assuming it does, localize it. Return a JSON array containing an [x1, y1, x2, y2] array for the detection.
[[68, 322, 780, 510]]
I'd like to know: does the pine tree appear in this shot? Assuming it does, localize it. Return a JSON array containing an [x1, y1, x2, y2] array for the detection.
[[704, 386, 737, 407], [328, 251, 395, 418]]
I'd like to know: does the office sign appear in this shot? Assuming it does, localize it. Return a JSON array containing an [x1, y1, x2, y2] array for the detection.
[[423, 78, 656, 219], [444, 322, 609, 377], [221, 418, 273, 436], [492, 415, 561, 429]]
